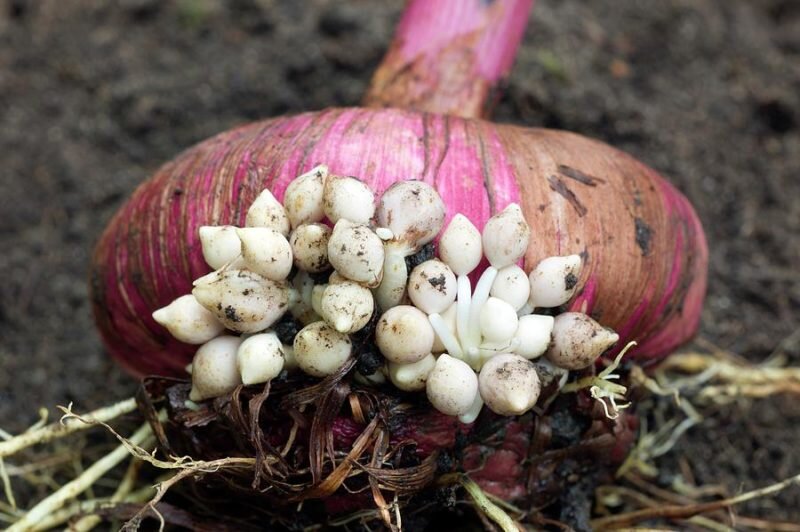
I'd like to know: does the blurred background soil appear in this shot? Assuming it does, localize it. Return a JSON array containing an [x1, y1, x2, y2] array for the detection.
[[1, 0, 798, 523]]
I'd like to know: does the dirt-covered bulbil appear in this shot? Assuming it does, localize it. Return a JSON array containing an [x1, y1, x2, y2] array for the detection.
[[192, 269, 289, 333], [327, 219, 384, 287], [289, 223, 332, 273], [153, 167, 622, 422], [547, 312, 620, 370], [293, 321, 352, 377]]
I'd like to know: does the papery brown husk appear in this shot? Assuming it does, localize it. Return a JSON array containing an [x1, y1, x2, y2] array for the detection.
[[135, 360, 637, 530]]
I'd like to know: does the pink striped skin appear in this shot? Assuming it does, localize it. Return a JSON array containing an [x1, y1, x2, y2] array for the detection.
[[91, 107, 707, 377]]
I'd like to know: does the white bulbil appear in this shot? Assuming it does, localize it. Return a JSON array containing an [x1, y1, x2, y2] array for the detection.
[[374, 181, 446, 310], [311, 284, 327, 317], [237, 228, 293, 281], [407, 260, 457, 314], [237, 332, 285, 385], [514, 314, 554, 360], [189, 336, 244, 401], [426, 354, 479, 416], [328, 220, 384, 287], [490, 265, 530, 311], [479, 297, 519, 344], [431, 302, 457, 353], [374, 251, 409, 310], [481, 204, 530, 268], [245, 189, 291, 236], [438, 214, 482, 276], [478, 354, 541, 416], [546, 312, 619, 370], [293, 321, 352, 377], [290, 223, 331, 273], [199, 226, 241, 270], [192, 269, 289, 333], [375, 305, 435, 364], [152, 294, 224, 344], [388, 354, 436, 392], [528, 255, 582, 309], [376, 181, 446, 253], [323, 175, 375, 224], [283, 165, 328, 228], [289, 271, 320, 325], [320, 281, 374, 334]]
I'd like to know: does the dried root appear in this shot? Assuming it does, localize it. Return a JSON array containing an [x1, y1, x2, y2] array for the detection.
[[6, 338, 799, 530], [596, 339, 800, 530]]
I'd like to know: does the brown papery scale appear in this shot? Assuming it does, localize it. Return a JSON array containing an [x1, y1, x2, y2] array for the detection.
[[90, 0, 707, 526]]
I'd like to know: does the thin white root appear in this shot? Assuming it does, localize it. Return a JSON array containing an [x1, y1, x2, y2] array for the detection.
[[467, 267, 497, 349], [0, 398, 137, 459], [562, 341, 637, 419], [7, 420, 153, 532], [429, 313, 463, 359]]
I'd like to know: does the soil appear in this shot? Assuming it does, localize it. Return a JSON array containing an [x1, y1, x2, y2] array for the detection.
[[1, 0, 798, 524]]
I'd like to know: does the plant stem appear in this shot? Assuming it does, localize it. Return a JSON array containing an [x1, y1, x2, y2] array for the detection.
[[363, 0, 534, 119], [0, 398, 137, 459]]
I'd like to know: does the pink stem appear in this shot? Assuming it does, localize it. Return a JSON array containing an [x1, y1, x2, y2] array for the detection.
[[363, 0, 534, 119]]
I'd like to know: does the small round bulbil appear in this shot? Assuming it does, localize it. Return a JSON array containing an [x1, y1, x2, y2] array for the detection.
[[438, 214, 482, 276], [198, 225, 241, 270], [189, 335, 243, 401], [327, 220, 385, 287], [192, 269, 289, 333], [290, 223, 332, 273], [375, 305, 435, 364], [528, 255, 582, 309], [426, 354, 479, 416], [479, 297, 519, 344], [323, 174, 375, 224], [152, 294, 224, 344], [319, 281, 374, 334], [237, 332, 285, 385], [478, 353, 541, 416], [237, 227, 293, 281], [376, 180, 446, 252], [293, 321, 353, 377], [283, 165, 328, 228], [245, 189, 291, 236], [407, 259, 457, 314], [490, 264, 530, 311], [546, 312, 619, 370], [481, 203, 530, 268], [514, 314, 554, 360]]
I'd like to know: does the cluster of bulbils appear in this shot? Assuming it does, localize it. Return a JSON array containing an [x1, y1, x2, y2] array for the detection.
[[153, 166, 620, 422]]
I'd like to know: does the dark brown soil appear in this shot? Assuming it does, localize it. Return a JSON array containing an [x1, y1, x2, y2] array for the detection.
[[1, 0, 798, 523]]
